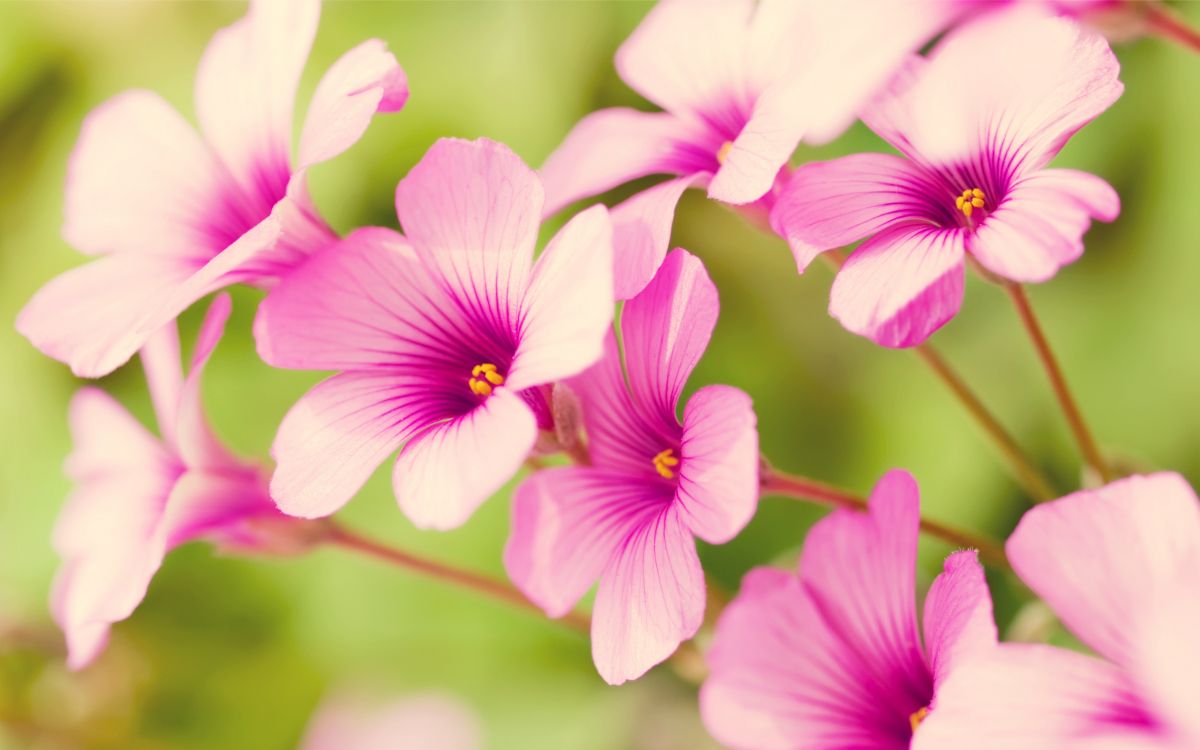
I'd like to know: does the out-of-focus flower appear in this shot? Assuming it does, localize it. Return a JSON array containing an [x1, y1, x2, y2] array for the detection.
[[701, 469, 996, 749], [505, 249, 758, 685], [540, 0, 964, 300], [301, 691, 482, 750], [51, 295, 295, 670], [18, 0, 407, 377], [916, 473, 1200, 750], [257, 138, 614, 530], [772, 9, 1122, 348]]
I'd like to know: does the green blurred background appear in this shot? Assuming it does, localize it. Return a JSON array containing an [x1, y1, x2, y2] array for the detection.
[[1, 2, 1198, 748]]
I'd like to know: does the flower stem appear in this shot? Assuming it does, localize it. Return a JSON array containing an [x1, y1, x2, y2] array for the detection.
[[1145, 2, 1200, 53], [761, 467, 1010, 569], [1004, 283, 1114, 485], [324, 523, 591, 634]]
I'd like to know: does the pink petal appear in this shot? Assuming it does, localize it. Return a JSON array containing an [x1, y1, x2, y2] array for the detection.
[[174, 294, 238, 470], [270, 372, 447, 519], [539, 108, 702, 217], [829, 225, 965, 348], [676, 385, 758, 544], [506, 205, 613, 392], [968, 169, 1120, 283], [505, 467, 670, 618], [139, 321, 183, 448], [771, 153, 944, 273], [591, 505, 704, 685], [609, 174, 708, 300], [913, 644, 1154, 750], [1006, 472, 1200, 669], [159, 470, 270, 550], [395, 138, 542, 334], [298, 39, 408, 169], [1132, 573, 1200, 744], [195, 0, 318, 203], [621, 248, 718, 426], [922, 550, 997, 692], [392, 388, 538, 531]]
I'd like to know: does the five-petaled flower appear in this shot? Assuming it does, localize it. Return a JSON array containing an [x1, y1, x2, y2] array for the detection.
[[701, 469, 997, 749], [18, 0, 407, 377], [771, 8, 1123, 347], [256, 137, 615, 530], [505, 249, 759, 685]]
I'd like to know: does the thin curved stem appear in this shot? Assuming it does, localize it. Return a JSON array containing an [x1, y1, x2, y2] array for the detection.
[[1004, 283, 1114, 485], [761, 466, 1010, 569], [1145, 2, 1200, 53], [324, 522, 591, 634]]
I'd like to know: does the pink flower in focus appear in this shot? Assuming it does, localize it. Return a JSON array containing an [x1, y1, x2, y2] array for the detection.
[[916, 473, 1200, 750], [301, 691, 482, 750], [771, 9, 1122, 347], [505, 249, 758, 685], [18, 0, 408, 377], [52, 295, 290, 670], [541, 0, 964, 300], [701, 470, 997, 749], [256, 138, 614, 530]]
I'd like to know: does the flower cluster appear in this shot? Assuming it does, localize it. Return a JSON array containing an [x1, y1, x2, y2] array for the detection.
[[19, 0, 1200, 747]]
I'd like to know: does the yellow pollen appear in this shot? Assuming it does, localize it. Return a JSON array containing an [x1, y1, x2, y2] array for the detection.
[[909, 706, 930, 733], [652, 448, 680, 480], [716, 141, 733, 165], [955, 187, 986, 218], [468, 362, 505, 397]]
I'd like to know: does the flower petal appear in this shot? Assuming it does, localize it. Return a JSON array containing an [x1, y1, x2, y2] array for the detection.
[[591, 505, 704, 685], [392, 388, 538, 531], [301, 693, 483, 750], [1131, 572, 1200, 744], [829, 225, 965, 348], [922, 550, 997, 692], [505, 467, 670, 618], [506, 205, 613, 391], [771, 153, 946, 273], [609, 174, 708, 300], [298, 38, 408, 169], [395, 138, 542, 336], [159, 470, 270, 551], [175, 295, 238, 470], [676, 385, 758, 544], [1006, 472, 1200, 668], [139, 321, 183, 448]]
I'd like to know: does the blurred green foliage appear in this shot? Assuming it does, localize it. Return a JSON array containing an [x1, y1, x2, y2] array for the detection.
[[1, 2, 1198, 748]]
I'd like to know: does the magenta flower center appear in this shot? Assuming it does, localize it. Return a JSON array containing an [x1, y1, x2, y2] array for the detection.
[[651, 447, 680, 480], [468, 362, 506, 398]]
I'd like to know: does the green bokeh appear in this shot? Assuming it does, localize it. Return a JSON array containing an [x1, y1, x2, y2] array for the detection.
[[1, 2, 1197, 748]]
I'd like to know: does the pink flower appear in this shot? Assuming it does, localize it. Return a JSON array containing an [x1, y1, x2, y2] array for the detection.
[[915, 473, 1200, 750], [504, 249, 758, 685], [17, 0, 407, 377], [51, 295, 290, 670], [540, 0, 963, 300], [701, 469, 997, 749], [771, 9, 1122, 347], [301, 691, 482, 750], [256, 138, 614, 530]]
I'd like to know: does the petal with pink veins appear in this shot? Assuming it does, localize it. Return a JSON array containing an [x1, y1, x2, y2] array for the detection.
[[1131, 572, 1200, 745], [609, 173, 708, 300], [175, 294, 239, 470], [922, 550, 997, 692], [676, 385, 758, 544]]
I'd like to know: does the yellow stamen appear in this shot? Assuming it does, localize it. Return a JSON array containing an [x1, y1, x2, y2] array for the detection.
[[652, 448, 680, 480], [956, 187, 986, 218], [716, 141, 733, 165], [468, 362, 505, 397], [909, 706, 930, 733]]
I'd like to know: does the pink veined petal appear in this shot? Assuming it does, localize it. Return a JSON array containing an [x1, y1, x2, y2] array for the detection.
[[301, 693, 483, 750], [539, 108, 704, 217], [968, 169, 1119, 283], [195, 0, 319, 202], [506, 205, 613, 392], [913, 644, 1156, 750], [63, 89, 224, 259], [392, 388, 538, 531], [609, 173, 709, 300], [615, 0, 754, 128], [16, 254, 197, 378], [829, 225, 966, 348], [1131, 572, 1200, 744], [800, 469, 933, 722], [1007, 473, 1200, 669], [270, 371, 452, 519], [395, 138, 543, 336], [702, 567, 911, 749], [160, 471, 271, 550], [706, 85, 802, 205], [140, 321, 183, 448], [621, 249, 719, 428], [297, 38, 408, 170], [591, 505, 704, 685], [174, 294, 239, 470], [676, 385, 759, 544], [505, 467, 671, 618], [922, 550, 997, 693], [770, 153, 945, 273]]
